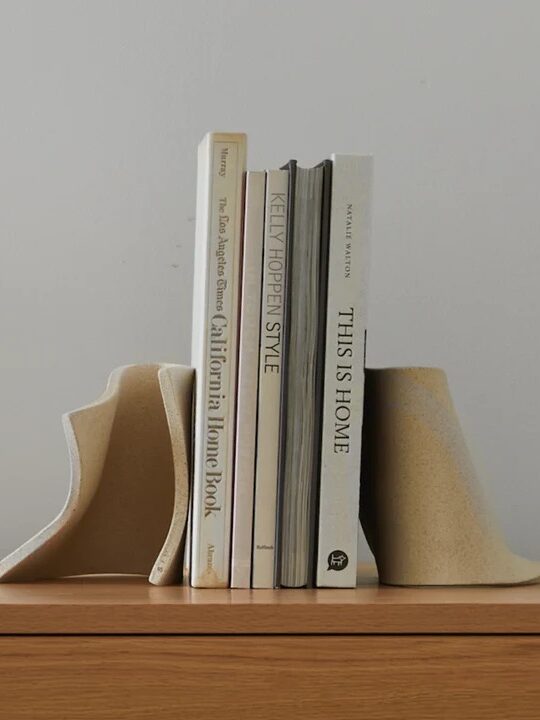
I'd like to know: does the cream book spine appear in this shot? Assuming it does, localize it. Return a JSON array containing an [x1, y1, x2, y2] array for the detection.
[[231, 171, 265, 588], [190, 132, 247, 587], [316, 154, 373, 588], [252, 169, 289, 588]]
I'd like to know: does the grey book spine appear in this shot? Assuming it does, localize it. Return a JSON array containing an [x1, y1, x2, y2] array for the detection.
[[316, 155, 373, 587], [277, 162, 327, 588]]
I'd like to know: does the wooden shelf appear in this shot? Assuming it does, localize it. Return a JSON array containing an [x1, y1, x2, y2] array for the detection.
[[2, 566, 540, 718], [1, 566, 539, 635]]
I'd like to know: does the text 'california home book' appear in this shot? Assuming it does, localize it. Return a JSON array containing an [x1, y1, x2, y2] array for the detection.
[[190, 132, 372, 589]]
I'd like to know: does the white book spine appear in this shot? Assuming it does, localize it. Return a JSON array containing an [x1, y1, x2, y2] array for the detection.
[[316, 155, 373, 588], [252, 169, 289, 588], [231, 172, 265, 588], [190, 132, 247, 587]]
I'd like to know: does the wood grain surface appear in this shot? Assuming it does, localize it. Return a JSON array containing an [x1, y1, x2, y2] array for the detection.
[[1, 570, 540, 634], [0, 635, 538, 720]]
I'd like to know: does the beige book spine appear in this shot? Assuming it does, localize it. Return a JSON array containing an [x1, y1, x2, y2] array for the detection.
[[252, 169, 289, 588], [190, 132, 247, 587], [231, 171, 265, 588]]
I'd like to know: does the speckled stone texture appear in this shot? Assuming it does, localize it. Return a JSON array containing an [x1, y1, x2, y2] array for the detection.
[[0, 364, 193, 586], [361, 367, 540, 586]]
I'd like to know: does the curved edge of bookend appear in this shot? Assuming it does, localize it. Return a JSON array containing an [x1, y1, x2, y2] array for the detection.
[[0, 363, 194, 585], [149, 365, 193, 586], [360, 367, 540, 587]]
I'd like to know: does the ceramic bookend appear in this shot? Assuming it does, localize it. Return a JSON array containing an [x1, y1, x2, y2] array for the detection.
[[360, 367, 540, 586], [0, 364, 194, 586]]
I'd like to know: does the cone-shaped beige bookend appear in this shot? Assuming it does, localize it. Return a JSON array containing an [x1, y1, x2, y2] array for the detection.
[[360, 367, 540, 586], [0, 364, 194, 586]]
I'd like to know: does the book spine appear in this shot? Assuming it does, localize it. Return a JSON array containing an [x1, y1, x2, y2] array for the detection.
[[316, 155, 373, 588], [252, 169, 289, 588], [190, 133, 247, 587], [231, 171, 266, 588]]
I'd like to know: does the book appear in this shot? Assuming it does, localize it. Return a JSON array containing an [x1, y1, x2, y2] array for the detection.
[[190, 132, 247, 587], [278, 161, 331, 588], [231, 171, 266, 588], [251, 169, 289, 588], [316, 155, 373, 587]]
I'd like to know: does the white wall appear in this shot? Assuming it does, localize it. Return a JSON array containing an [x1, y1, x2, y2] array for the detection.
[[1, 0, 539, 562]]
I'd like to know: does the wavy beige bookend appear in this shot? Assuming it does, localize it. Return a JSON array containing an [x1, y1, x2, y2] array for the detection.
[[360, 367, 540, 586], [0, 364, 194, 585]]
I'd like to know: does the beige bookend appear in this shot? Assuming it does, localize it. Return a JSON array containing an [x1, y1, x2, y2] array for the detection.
[[0, 364, 194, 586], [361, 367, 540, 586]]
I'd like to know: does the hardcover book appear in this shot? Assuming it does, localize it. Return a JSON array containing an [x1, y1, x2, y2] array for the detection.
[[252, 168, 289, 588], [316, 154, 373, 587], [190, 132, 247, 587]]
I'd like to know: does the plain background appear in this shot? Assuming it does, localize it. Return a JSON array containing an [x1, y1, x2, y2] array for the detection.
[[1, 1, 539, 564]]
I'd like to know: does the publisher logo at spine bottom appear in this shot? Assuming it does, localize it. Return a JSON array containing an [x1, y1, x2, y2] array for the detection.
[[327, 550, 348, 571]]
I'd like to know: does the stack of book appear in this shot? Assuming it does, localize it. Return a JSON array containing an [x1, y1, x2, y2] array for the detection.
[[190, 132, 372, 588]]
